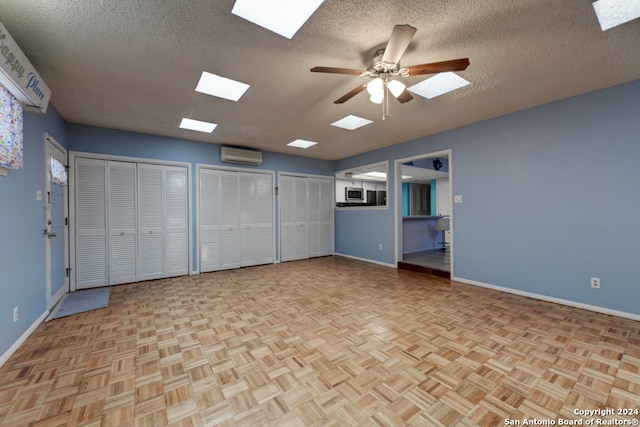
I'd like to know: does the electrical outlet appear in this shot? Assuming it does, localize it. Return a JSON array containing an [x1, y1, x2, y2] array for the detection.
[[378, 243, 383, 251], [591, 277, 601, 289], [13, 307, 18, 323]]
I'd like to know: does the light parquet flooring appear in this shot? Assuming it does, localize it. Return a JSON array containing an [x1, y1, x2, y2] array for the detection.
[[1, 256, 639, 426]]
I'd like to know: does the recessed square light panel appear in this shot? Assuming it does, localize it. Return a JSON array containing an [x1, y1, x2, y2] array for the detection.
[[408, 72, 470, 100], [592, 0, 640, 31], [179, 118, 217, 133], [287, 139, 317, 149], [195, 71, 250, 101], [331, 115, 373, 130], [231, 0, 325, 39]]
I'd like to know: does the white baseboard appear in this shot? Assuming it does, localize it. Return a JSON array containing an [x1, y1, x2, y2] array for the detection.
[[453, 276, 640, 322], [334, 253, 396, 268], [0, 310, 49, 368]]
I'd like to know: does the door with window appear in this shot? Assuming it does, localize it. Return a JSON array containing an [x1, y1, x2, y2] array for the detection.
[[45, 135, 68, 309]]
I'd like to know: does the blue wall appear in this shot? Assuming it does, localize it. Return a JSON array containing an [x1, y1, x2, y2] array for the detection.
[[0, 106, 67, 357], [335, 79, 640, 315]]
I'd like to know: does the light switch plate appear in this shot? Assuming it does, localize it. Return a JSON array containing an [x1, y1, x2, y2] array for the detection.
[[36, 190, 42, 201], [454, 195, 463, 203]]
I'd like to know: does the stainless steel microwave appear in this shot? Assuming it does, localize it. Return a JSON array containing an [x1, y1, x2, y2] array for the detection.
[[345, 187, 363, 201]]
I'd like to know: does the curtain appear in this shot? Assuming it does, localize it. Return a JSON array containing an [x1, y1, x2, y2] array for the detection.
[[50, 156, 68, 186], [0, 85, 24, 170]]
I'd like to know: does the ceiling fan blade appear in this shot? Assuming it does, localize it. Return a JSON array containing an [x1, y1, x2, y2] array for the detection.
[[395, 90, 414, 104], [334, 84, 367, 104], [381, 24, 417, 66], [406, 58, 470, 76], [311, 66, 366, 75]]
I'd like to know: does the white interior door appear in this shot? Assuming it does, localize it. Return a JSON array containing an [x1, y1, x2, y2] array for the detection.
[[319, 178, 334, 256], [220, 172, 240, 270], [75, 158, 107, 289], [44, 135, 68, 308], [137, 164, 164, 281], [108, 161, 137, 285], [163, 166, 189, 277], [199, 169, 221, 273], [255, 173, 274, 264]]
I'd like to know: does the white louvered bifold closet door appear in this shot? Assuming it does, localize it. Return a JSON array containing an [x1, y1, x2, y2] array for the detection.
[[199, 169, 221, 273], [108, 161, 137, 285], [137, 164, 164, 281], [255, 173, 274, 265], [163, 166, 189, 277], [220, 172, 240, 270], [75, 158, 108, 289], [239, 173, 257, 267], [294, 177, 309, 260], [319, 178, 334, 256], [307, 179, 321, 258], [279, 175, 333, 263], [279, 175, 296, 262]]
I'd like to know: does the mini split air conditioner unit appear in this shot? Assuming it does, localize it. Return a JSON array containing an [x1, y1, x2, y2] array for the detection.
[[220, 146, 263, 165]]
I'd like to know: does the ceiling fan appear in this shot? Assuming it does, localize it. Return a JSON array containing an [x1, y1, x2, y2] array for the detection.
[[311, 24, 469, 117]]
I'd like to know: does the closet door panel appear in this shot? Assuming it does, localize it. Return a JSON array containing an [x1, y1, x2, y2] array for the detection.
[[294, 178, 309, 260], [279, 175, 296, 262], [164, 166, 189, 277], [108, 161, 137, 285], [239, 174, 257, 266], [308, 180, 321, 258], [320, 179, 334, 256], [255, 174, 274, 265], [199, 169, 221, 272], [220, 172, 240, 270], [137, 164, 164, 280], [75, 158, 107, 289]]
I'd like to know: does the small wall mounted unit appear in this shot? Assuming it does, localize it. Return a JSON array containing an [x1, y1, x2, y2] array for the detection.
[[220, 146, 263, 165]]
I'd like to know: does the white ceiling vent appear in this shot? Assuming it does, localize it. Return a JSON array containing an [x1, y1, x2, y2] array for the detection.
[[220, 146, 263, 165]]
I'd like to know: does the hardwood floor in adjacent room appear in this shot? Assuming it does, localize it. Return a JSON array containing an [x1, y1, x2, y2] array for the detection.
[[1, 256, 639, 426]]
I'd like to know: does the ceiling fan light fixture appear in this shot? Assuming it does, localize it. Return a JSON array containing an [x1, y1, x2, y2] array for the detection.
[[367, 78, 384, 97], [388, 79, 406, 98], [370, 93, 384, 104]]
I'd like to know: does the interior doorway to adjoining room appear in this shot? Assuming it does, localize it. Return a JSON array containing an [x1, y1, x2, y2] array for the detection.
[[394, 149, 453, 276]]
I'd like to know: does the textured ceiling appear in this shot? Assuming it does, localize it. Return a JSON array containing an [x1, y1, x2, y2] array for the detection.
[[1, 0, 639, 160]]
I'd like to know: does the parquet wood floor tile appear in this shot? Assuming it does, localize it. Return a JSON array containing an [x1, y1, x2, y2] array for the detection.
[[1, 256, 639, 426]]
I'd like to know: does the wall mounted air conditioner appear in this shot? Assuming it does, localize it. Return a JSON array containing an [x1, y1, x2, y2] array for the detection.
[[220, 146, 263, 165], [0, 20, 52, 113]]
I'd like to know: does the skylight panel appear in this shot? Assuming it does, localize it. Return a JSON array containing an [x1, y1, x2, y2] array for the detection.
[[231, 0, 325, 39], [179, 118, 217, 133], [331, 115, 373, 130], [408, 72, 470, 99], [593, 0, 640, 31], [195, 72, 250, 101], [287, 139, 317, 149]]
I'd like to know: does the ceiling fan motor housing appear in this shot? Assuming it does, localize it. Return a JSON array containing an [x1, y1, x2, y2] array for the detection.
[[371, 48, 399, 73]]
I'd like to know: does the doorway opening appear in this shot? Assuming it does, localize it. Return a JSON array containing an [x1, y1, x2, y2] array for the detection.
[[394, 149, 452, 277]]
